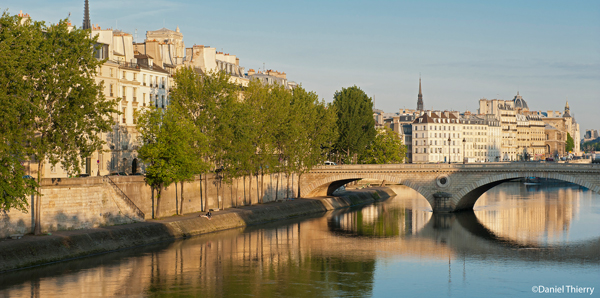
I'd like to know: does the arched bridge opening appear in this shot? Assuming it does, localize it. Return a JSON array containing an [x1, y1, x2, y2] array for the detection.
[[301, 164, 600, 213]]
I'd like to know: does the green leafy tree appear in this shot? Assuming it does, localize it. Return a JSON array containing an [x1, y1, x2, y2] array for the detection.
[[566, 133, 574, 153], [3, 15, 118, 234], [169, 67, 239, 210], [137, 106, 207, 218], [359, 127, 406, 164], [333, 86, 376, 164], [0, 11, 41, 212], [288, 86, 337, 197]]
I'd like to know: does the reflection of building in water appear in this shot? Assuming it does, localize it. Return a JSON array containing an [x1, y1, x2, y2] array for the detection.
[[475, 184, 578, 245], [330, 195, 432, 237]]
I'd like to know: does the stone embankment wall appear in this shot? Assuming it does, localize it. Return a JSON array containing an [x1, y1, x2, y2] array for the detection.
[[1, 173, 300, 238], [0, 177, 143, 238], [114, 172, 300, 219], [0, 188, 395, 272]]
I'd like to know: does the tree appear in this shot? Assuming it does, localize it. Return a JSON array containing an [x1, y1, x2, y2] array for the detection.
[[287, 86, 337, 198], [566, 133, 574, 153], [2, 14, 118, 234], [359, 127, 406, 164], [169, 67, 239, 210], [0, 12, 41, 212], [332, 86, 376, 164], [137, 106, 208, 218]]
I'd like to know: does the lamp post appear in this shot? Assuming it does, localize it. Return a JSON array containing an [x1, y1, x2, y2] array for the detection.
[[462, 138, 466, 164], [448, 137, 451, 164]]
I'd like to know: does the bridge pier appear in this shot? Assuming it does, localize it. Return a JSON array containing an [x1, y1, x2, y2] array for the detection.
[[432, 192, 454, 213]]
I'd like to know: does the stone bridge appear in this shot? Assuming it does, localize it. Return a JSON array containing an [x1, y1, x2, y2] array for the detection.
[[300, 162, 600, 213]]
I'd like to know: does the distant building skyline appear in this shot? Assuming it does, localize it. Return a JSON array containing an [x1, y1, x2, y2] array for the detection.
[[4, 0, 598, 136]]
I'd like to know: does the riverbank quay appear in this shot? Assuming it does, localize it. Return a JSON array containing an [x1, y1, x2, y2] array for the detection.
[[0, 188, 395, 272]]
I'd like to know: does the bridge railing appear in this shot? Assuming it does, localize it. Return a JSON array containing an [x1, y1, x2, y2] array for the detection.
[[311, 162, 600, 171]]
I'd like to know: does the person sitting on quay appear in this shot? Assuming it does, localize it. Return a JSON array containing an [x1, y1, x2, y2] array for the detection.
[[199, 211, 212, 220]]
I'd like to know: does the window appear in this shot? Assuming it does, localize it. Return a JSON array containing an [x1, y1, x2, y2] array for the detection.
[[143, 93, 146, 106], [133, 73, 137, 81], [122, 71, 126, 80], [109, 84, 114, 97], [133, 88, 137, 102], [143, 74, 147, 86], [122, 86, 127, 101], [122, 108, 126, 124], [110, 68, 114, 77]]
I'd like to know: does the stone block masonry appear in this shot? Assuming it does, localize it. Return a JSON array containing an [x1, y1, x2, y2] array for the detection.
[[0, 177, 143, 239], [1, 172, 301, 238]]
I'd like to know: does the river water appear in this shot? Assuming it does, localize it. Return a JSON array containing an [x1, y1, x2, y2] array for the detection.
[[1, 182, 599, 297]]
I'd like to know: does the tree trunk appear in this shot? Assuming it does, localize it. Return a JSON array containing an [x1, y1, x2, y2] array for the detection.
[[175, 182, 179, 215], [243, 175, 246, 205], [286, 173, 290, 199], [292, 173, 294, 199], [34, 159, 44, 235], [216, 177, 220, 210], [248, 172, 252, 206], [180, 182, 184, 215], [297, 173, 302, 199], [204, 173, 208, 211], [199, 175, 204, 212], [156, 185, 162, 218], [275, 173, 279, 201], [151, 186, 155, 219], [260, 168, 264, 204], [256, 171, 260, 204]]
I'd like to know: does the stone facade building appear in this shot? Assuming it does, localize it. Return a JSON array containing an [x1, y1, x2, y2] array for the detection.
[[412, 111, 464, 163]]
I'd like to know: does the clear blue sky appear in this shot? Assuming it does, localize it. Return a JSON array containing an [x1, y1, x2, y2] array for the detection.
[[5, 0, 600, 136]]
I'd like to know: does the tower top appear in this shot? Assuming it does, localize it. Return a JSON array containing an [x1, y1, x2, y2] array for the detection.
[[83, 0, 91, 30], [417, 77, 424, 111]]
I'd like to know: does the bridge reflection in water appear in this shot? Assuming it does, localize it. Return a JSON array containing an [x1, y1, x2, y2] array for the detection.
[[1, 183, 598, 297]]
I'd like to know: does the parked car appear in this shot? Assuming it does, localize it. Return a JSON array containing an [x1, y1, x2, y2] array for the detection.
[[77, 173, 90, 177], [545, 157, 555, 162], [324, 161, 337, 166]]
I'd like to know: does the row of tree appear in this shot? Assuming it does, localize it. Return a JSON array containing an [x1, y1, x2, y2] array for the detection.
[[136, 68, 339, 217]]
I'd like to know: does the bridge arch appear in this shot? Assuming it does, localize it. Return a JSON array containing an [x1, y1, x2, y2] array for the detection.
[[453, 171, 600, 211], [303, 172, 403, 197]]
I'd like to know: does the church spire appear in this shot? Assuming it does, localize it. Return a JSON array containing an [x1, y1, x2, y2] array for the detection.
[[563, 100, 571, 117], [83, 0, 91, 30], [417, 76, 424, 111]]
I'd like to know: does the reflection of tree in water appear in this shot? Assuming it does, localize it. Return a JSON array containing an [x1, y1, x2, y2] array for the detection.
[[140, 224, 376, 298], [328, 204, 412, 238], [219, 257, 375, 298]]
